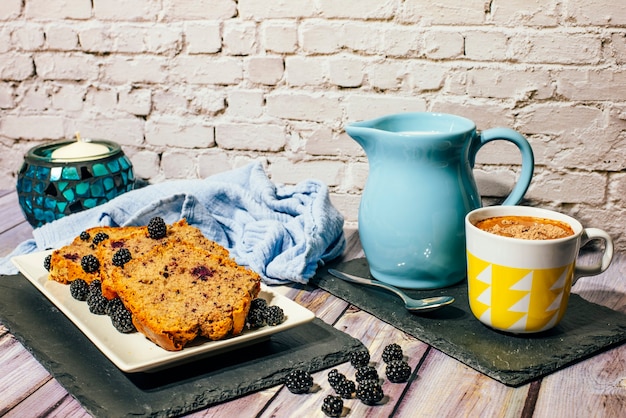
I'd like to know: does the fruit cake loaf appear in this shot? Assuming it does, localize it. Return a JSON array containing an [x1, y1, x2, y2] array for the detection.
[[110, 240, 261, 351]]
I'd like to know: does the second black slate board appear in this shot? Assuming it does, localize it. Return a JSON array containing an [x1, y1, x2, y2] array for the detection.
[[312, 258, 626, 387]]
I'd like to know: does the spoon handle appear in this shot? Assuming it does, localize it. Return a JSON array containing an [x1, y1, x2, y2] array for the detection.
[[328, 269, 410, 304]]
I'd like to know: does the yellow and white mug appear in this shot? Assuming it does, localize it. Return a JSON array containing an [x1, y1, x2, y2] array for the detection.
[[465, 206, 614, 333]]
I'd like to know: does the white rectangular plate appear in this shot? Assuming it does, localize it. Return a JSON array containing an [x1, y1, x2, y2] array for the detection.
[[12, 250, 315, 373]]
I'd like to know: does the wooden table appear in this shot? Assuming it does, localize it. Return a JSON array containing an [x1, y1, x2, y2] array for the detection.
[[1, 188, 625, 417]]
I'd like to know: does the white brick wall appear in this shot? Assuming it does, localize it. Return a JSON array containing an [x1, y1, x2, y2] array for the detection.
[[1, 1, 626, 250]]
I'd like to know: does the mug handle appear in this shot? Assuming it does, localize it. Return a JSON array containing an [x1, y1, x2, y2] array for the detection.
[[469, 127, 535, 206], [574, 228, 614, 281]]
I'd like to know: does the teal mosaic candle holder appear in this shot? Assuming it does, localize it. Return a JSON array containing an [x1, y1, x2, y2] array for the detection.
[[17, 139, 135, 227]]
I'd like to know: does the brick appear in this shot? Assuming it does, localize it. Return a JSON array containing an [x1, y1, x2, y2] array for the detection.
[[449, 67, 555, 100], [118, 87, 152, 116], [300, 22, 343, 54], [226, 90, 264, 119], [103, 56, 168, 84], [344, 94, 427, 122], [21, 84, 53, 111], [344, 161, 369, 192], [12, 25, 45, 50], [162, 0, 237, 20], [489, 0, 559, 27], [509, 32, 602, 64], [261, 22, 298, 54], [367, 60, 407, 91], [607, 32, 626, 65], [45, 25, 79, 50], [197, 151, 234, 178], [328, 56, 365, 88], [0, 27, 11, 53], [145, 116, 215, 148], [51, 84, 86, 112], [152, 88, 190, 114], [565, 0, 626, 26], [239, 0, 316, 19], [0, 82, 15, 109], [78, 25, 114, 53], [430, 101, 515, 131], [35, 53, 99, 81], [93, 0, 159, 21], [464, 31, 509, 61], [85, 86, 117, 109], [382, 27, 422, 58], [342, 23, 384, 54], [188, 88, 227, 116], [1, 115, 65, 140], [71, 116, 145, 146], [407, 61, 447, 92], [557, 69, 626, 101], [216, 123, 285, 151], [473, 167, 519, 199], [424, 30, 464, 59], [304, 125, 363, 157], [526, 169, 607, 205], [517, 104, 603, 136], [170, 56, 242, 85], [473, 138, 532, 166], [285, 56, 326, 87], [246, 57, 284, 86], [266, 92, 342, 123], [0, 54, 34, 80], [318, 0, 396, 19], [269, 159, 343, 186], [129, 150, 160, 180], [328, 192, 360, 224], [161, 151, 196, 179], [25, 0, 91, 20], [0, 0, 22, 20], [185, 22, 221, 54], [400, 0, 487, 25], [223, 21, 256, 55]]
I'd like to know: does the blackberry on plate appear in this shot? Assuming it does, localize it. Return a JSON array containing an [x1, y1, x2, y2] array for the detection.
[[111, 306, 135, 333], [147, 217, 167, 239], [284, 369, 313, 394], [355, 365, 379, 384], [386, 360, 412, 383], [105, 297, 125, 316], [92, 232, 109, 246], [69, 279, 89, 301], [81, 254, 100, 273], [250, 297, 268, 311], [112, 248, 132, 267], [349, 349, 370, 368], [87, 292, 109, 315], [44, 254, 52, 271], [356, 380, 384, 406], [321, 395, 344, 417], [327, 368, 344, 388], [246, 306, 266, 329], [79, 231, 90, 241], [88, 279, 102, 295], [333, 377, 356, 399], [265, 305, 284, 326], [381, 343, 403, 363]]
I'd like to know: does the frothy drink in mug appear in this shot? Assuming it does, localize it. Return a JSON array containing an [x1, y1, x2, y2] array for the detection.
[[475, 216, 574, 240]]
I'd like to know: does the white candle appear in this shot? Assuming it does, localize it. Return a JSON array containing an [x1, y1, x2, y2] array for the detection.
[[51, 133, 110, 161]]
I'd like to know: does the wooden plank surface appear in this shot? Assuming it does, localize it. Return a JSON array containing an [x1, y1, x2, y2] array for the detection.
[[0, 190, 625, 418]]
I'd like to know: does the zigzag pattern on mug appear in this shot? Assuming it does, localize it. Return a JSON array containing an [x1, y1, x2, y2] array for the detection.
[[473, 264, 569, 332]]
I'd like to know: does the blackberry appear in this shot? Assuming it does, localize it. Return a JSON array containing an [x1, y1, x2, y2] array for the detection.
[[381, 343, 403, 363], [112, 248, 132, 267], [327, 368, 343, 388], [356, 380, 384, 405], [69, 279, 89, 301], [92, 232, 109, 246], [87, 292, 109, 315], [79, 231, 90, 241], [81, 254, 100, 273], [250, 298, 268, 311], [284, 369, 313, 394], [349, 349, 370, 368], [44, 254, 52, 271], [246, 306, 266, 329], [147, 217, 167, 239], [88, 279, 102, 295], [105, 297, 125, 316], [321, 395, 343, 417], [385, 360, 412, 383], [333, 377, 356, 399], [265, 305, 284, 326], [355, 365, 379, 384], [110, 306, 135, 333]]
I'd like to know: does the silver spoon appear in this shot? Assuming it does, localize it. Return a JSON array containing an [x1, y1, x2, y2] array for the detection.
[[328, 269, 455, 312]]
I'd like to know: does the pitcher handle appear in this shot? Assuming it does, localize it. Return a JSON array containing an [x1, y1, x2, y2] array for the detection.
[[471, 127, 535, 206]]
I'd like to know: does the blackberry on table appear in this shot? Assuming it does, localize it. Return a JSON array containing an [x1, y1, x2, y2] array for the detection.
[[284, 369, 313, 394], [69, 279, 89, 301], [349, 349, 370, 368], [112, 248, 132, 267], [265, 305, 284, 326], [321, 395, 344, 417], [327, 368, 344, 388], [79, 231, 90, 241], [333, 377, 356, 399], [110, 306, 135, 333], [356, 380, 384, 406], [147, 217, 167, 239], [43, 254, 52, 271], [87, 292, 109, 315], [355, 365, 379, 384], [381, 343, 403, 363], [385, 360, 412, 383], [81, 254, 100, 273], [92, 232, 109, 246]]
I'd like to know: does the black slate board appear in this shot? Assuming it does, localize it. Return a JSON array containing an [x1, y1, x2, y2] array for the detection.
[[0, 274, 365, 417], [312, 258, 626, 387]]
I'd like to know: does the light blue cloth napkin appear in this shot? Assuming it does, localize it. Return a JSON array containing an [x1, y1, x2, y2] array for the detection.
[[0, 162, 346, 285]]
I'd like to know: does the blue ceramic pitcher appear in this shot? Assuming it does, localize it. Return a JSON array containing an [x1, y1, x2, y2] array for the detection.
[[346, 112, 534, 289]]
